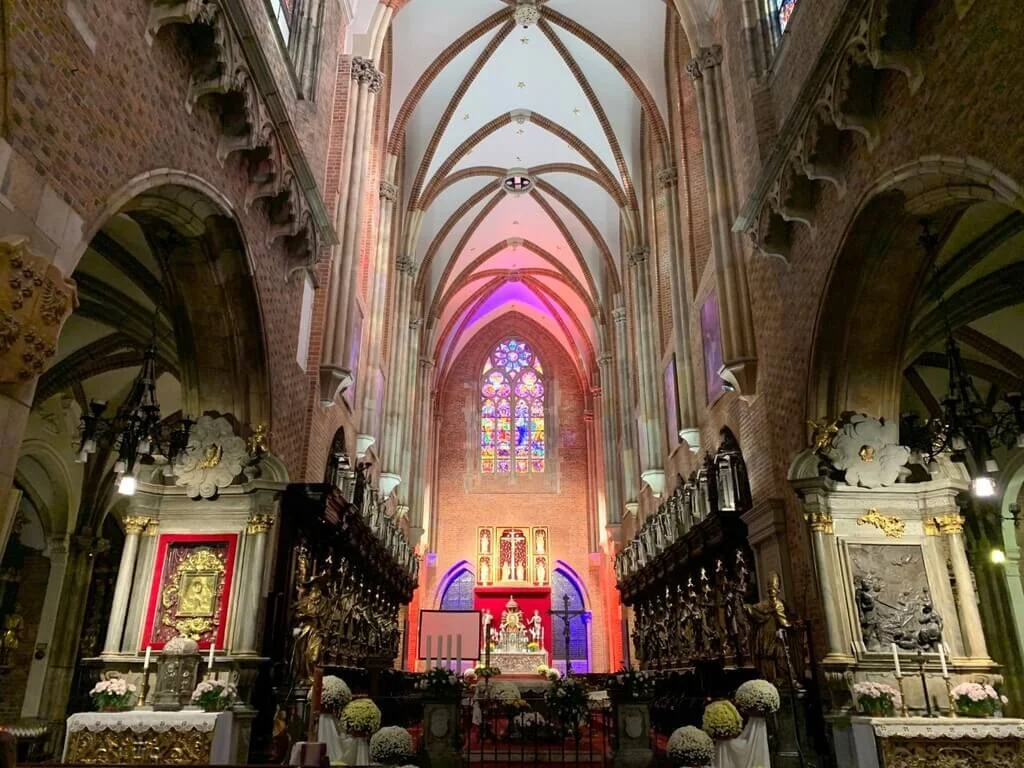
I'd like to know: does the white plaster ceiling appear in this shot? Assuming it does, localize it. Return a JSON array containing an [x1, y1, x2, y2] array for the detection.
[[389, 0, 678, 381]]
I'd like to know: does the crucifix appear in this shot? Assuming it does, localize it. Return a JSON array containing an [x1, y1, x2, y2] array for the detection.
[[549, 594, 587, 673], [500, 529, 526, 580]]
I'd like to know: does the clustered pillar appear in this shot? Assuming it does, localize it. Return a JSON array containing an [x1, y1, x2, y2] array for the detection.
[[380, 259, 417, 492], [687, 47, 758, 394], [321, 57, 385, 402], [596, 352, 622, 529], [612, 307, 640, 513]]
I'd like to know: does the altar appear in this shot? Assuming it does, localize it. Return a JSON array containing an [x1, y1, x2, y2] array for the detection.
[[846, 716, 1024, 767], [63, 710, 238, 765], [479, 593, 549, 674]]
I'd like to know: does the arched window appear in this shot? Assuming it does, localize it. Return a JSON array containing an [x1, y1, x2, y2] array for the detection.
[[551, 570, 588, 673], [439, 569, 475, 611], [480, 338, 545, 474]]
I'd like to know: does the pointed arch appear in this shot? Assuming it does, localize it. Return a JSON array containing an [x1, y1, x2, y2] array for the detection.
[[480, 337, 547, 475]]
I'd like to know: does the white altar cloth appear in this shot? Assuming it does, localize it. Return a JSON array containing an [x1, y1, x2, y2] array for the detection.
[[849, 716, 1024, 768], [311, 715, 369, 765], [713, 717, 771, 768], [63, 710, 233, 764]]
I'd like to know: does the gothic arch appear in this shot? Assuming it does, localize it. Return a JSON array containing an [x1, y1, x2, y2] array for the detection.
[[435, 560, 475, 609]]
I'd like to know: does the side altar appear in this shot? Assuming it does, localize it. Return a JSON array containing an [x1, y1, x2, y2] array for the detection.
[[478, 594, 548, 675]]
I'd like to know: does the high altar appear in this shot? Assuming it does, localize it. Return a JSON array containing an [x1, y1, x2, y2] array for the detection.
[[474, 526, 551, 673]]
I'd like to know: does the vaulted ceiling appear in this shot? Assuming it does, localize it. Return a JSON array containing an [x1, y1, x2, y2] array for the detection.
[[386, 0, 687, 382]]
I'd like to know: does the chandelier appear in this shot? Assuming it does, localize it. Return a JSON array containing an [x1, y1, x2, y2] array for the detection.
[[901, 220, 1024, 497], [75, 342, 193, 496]]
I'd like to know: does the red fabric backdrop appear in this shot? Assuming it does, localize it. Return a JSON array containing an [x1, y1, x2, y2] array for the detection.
[[474, 586, 551, 667]]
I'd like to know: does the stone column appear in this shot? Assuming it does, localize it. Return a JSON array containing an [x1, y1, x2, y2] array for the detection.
[[102, 515, 150, 655], [408, 357, 434, 542], [687, 48, 758, 394], [657, 167, 700, 450], [595, 364, 622, 530], [320, 57, 385, 403], [399, 320, 423, 490], [584, 409, 599, 552], [626, 246, 665, 497], [806, 512, 848, 660], [236, 514, 274, 655], [359, 177, 401, 437], [380, 258, 416, 492], [0, 237, 77, 533], [940, 513, 990, 658], [612, 307, 639, 509]]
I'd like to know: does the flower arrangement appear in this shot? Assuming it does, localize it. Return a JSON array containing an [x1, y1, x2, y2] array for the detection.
[[527, 641, 540, 652], [417, 667, 465, 701], [734, 679, 780, 717], [368, 725, 413, 765], [545, 676, 590, 733], [701, 700, 743, 740], [950, 682, 1007, 717], [191, 679, 237, 711], [852, 681, 901, 717], [463, 668, 479, 685], [90, 677, 137, 712], [163, 637, 199, 655], [315, 675, 352, 715], [474, 664, 502, 678], [610, 667, 656, 701], [340, 698, 382, 737], [666, 726, 714, 767]]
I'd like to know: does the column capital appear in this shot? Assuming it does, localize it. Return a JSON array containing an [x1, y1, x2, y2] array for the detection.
[[352, 56, 384, 93], [0, 236, 77, 383], [590, 386, 602, 398], [935, 514, 965, 535], [657, 167, 678, 188], [685, 58, 703, 82], [612, 307, 627, 325], [627, 245, 650, 266], [379, 180, 398, 202], [409, 317, 422, 330], [121, 515, 151, 536], [598, 353, 613, 366], [583, 411, 595, 423], [700, 45, 723, 71], [805, 511, 834, 535], [418, 356, 435, 369], [395, 256, 416, 275], [247, 514, 275, 535]]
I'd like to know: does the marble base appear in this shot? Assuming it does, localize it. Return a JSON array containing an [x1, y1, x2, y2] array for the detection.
[[491, 651, 548, 675]]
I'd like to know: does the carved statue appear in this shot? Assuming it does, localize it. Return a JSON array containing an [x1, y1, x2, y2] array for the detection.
[[480, 560, 490, 584], [501, 561, 512, 582], [480, 529, 490, 553], [515, 562, 525, 581], [291, 575, 328, 683], [1, 606, 24, 664], [536, 530, 545, 554], [744, 572, 798, 684], [535, 558, 546, 585], [855, 575, 884, 650], [529, 610, 544, 647], [915, 590, 943, 651]]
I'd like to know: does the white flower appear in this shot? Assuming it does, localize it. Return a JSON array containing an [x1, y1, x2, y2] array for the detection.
[[369, 726, 413, 765], [667, 726, 713, 767], [315, 676, 353, 712], [735, 680, 780, 715]]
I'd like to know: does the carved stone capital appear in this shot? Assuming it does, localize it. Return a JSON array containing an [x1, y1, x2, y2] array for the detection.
[[700, 45, 723, 71], [685, 58, 702, 82], [409, 317, 422, 330], [0, 237, 78, 383], [656, 167, 678, 188], [379, 180, 398, 202], [612, 307, 627, 325], [598, 353, 613, 366], [395, 256, 415, 275], [122, 515, 151, 536], [627, 245, 650, 267], [805, 511, 834, 535], [352, 57, 384, 93], [247, 514, 275, 534]]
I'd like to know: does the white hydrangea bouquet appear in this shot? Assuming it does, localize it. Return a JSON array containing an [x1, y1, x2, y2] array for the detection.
[[666, 725, 714, 767], [314, 675, 352, 715], [734, 679, 780, 717], [950, 682, 1007, 717], [701, 700, 743, 740], [417, 667, 465, 701], [610, 667, 655, 701], [90, 676, 138, 712], [368, 725, 413, 765], [191, 679, 237, 712], [163, 637, 199, 655], [340, 698, 382, 737], [852, 681, 901, 717]]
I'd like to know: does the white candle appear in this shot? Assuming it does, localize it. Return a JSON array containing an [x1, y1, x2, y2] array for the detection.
[[456, 635, 462, 669], [446, 635, 452, 669], [144, 645, 152, 671], [208, 643, 215, 668], [891, 643, 901, 677], [426, 636, 433, 668], [938, 643, 949, 678]]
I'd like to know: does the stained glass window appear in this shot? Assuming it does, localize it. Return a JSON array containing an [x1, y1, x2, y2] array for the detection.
[[439, 569, 475, 611], [552, 570, 588, 672], [777, 0, 797, 31], [481, 338, 545, 474]]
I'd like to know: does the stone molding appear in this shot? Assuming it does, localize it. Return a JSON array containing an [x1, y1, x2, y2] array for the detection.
[[145, 0, 333, 268], [627, 245, 649, 266], [0, 237, 77, 383], [351, 56, 384, 94], [656, 167, 678, 188], [734, 0, 933, 260], [379, 181, 398, 202]]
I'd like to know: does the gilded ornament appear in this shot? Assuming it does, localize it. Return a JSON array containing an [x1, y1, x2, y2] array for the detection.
[[66, 728, 215, 764], [246, 514, 274, 534], [122, 515, 151, 536], [935, 514, 965, 535], [161, 548, 227, 639], [246, 423, 269, 455], [880, 738, 1024, 768], [857, 509, 905, 538], [923, 518, 940, 536], [807, 418, 840, 453], [805, 512, 834, 535]]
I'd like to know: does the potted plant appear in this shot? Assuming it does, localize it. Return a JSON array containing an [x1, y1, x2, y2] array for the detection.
[[666, 726, 714, 767], [701, 700, 743, 741], [609, 667, 656, 702], [950, 682, 1007, 718], [190, 679, 237, 712], [90, 677, 137, 712], [369, 725, 414, 766], [853, 682, 901, 717], [734, 679, 780, 718]]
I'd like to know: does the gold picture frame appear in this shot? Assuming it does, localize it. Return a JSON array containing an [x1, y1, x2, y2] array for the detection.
[[176, 571, 218, 617]]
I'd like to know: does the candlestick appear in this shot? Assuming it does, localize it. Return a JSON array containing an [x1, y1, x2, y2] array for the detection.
[[944, 676, 958, 718], [208, 643, 215, 670], [143, 645, 152, 671], [916, 650, 934, 717], [895, 675, 909, 718], [938, 643, 949, 678], [891, 643, 901, 677]]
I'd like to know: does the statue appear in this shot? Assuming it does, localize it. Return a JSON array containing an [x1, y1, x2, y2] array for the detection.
[[536, 530, 545, 554], [291, 575, 328, 683], [480, 559, 490, 584], [744, 572, 799, 684], [480, 529, 490, 553], [515, 562, 525, 581], [855, 575, 884, 650], [1, 606, 23, 664], [501, 561, 512, 582], [915, 589, 943, 651], [529, 610, 544, 647], [535, 558, 546, 585]]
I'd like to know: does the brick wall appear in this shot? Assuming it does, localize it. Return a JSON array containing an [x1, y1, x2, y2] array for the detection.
[[425, 314, 612, 671]]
